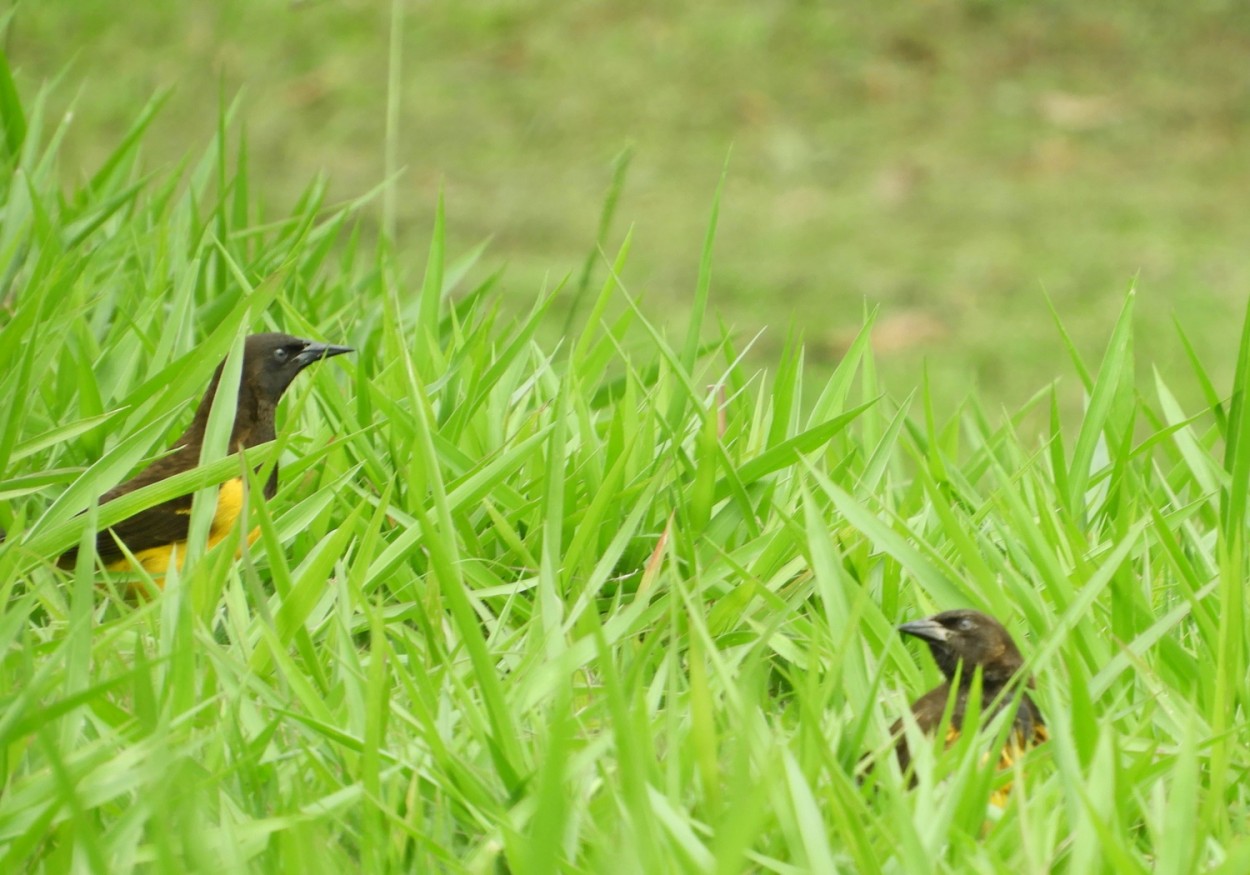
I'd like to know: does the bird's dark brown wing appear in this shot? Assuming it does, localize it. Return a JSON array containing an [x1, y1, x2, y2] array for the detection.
[[893, 684, 1047, 776], [58, 449, 198, 568], [892, 683, 956, 773], [94, 496, 195, 564], [908, 684, 958, 734]]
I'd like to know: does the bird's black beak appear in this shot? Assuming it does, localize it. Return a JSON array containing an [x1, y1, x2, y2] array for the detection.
[[294, 341, 354, 368], [898, 617, 950, 643]]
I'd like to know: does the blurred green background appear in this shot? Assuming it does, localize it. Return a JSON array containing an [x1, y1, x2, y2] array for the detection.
[[6, 0, 1248, 411]]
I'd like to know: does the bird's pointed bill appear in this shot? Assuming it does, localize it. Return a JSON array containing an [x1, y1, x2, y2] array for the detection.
[[294, 341, 354, 368], [898, 617, 950, 643]]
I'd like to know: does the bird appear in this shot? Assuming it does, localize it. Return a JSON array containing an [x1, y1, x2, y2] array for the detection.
[[891, 609, 1048, 788], [57, 333, 352, 578]]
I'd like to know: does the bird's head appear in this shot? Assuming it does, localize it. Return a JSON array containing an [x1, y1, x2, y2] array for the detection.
[[243, 333, 354, 401], [898, 609, 1025, 686]]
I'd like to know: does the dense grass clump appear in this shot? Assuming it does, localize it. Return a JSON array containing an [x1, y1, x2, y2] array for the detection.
[[3, 58, 1250, 873]]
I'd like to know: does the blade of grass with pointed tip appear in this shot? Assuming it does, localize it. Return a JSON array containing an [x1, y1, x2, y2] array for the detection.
[[565, 144, 633, 336], [0, 45, 26, 160], [1067, 288, 1135, 520]]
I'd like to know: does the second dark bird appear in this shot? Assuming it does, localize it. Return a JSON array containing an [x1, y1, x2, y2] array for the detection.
[[892, 609, 1048, 779], [58, 333, 352, 578]]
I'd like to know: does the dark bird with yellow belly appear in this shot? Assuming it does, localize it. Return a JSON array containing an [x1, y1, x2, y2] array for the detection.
[[58, 333, 352, 578], [892, 609, 1048, 786]]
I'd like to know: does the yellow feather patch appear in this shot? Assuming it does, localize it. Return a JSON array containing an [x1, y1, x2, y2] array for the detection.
[[105, 477, 248, 579], [210, 477, 246, 539]]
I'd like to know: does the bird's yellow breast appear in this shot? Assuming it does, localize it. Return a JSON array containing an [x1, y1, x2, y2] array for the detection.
[[106, 477, 253, 577], [209, 476, 246, 537]]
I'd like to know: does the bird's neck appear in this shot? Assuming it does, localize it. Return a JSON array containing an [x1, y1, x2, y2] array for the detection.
[[942, 656, 1022, 690], [179, 369, 276, 453]]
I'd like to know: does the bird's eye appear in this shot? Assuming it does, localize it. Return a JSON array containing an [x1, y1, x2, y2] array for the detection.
[[957, 617, 976, 631], [273, 347, 290, 363]]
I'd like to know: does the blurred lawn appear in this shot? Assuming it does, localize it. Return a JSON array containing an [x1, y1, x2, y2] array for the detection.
[[7, 0, 1249, 409]]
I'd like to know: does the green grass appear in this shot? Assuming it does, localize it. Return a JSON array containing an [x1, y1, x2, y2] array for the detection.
[[7, 0, 1250, 412], [5, 46, 1250, 875]]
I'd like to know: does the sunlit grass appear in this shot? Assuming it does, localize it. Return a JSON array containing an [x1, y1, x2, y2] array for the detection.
[[3, 52, 1250, 873]]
